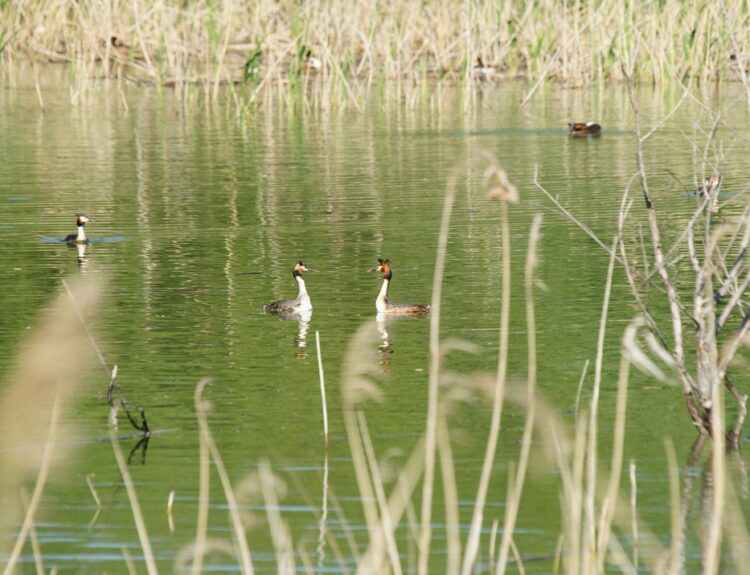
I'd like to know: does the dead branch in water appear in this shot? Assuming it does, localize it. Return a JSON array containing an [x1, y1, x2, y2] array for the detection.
[[538, 53, 750, 442]]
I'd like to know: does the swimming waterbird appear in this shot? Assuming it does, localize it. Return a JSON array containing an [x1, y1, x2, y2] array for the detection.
[[263, 261, 318, 318], [64, 213, 91, 243], [368, 258, 430, 316], [568, 122, 602, 136]]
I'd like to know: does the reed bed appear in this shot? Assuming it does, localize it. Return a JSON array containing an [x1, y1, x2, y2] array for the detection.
[[1, 0, 749, 109]]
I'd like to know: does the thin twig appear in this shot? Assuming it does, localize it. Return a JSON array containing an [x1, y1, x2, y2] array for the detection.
[[534, 166, 618, 261]]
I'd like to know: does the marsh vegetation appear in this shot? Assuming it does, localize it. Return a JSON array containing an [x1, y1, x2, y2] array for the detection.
[[3, 0, 750, 110], [3, 2, 750, 574]]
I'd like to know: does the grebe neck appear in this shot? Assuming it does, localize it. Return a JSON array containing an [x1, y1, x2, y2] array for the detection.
[[296, 275, 311, 308], [76, 223, 87, 242], [376, 277, 390, 312]]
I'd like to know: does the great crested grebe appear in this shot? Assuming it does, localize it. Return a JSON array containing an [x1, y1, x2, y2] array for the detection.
[[263, 261, 318, 317], [303, 50, 322, 71], [474, 57, 495, 78], [568, 122, 602, 136], [369, 258, 430, 316], [64, 213, 91, 243]]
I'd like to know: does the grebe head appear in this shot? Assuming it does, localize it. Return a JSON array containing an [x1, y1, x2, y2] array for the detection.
[[368, 258, 393, 280], [76, 213, 91, 226], [293, 261, 318, 277]]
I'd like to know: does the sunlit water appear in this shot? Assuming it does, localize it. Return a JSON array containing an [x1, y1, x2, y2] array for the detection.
[[1, 78, 749, 573]]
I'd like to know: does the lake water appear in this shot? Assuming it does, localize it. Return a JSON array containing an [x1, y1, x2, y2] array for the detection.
[[1, 76, 749, 573]]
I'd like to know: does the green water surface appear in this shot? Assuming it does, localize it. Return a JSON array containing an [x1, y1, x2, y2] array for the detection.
[[1, 78, 749, 573]]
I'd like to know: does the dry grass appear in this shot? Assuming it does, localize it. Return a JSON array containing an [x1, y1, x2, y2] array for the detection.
[[0, 277, 101, 572], [1, 0, 748, 109]]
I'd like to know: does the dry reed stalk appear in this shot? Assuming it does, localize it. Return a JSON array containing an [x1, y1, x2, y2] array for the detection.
[[629, 460, 639, 570], [488, 519, 499, 574], [317, 452, 330, 571], [191, 378, 209, 575], [509, 538, 526, 575], [595, 343, 632, 572], [510, 382, 669, 573], [6, 441, 56, 575], [122, 546, 138, 575], [193, 379, 255, 575], [436, 413, 460, 575], [167, 490, 175, 533], [460, 162, 517, 575], [109, 420, 159, 575], [20, 489, 45, 575], [418, 158, 462, 575], [340, 323, 385, 570], [356, 412, 402, 575], [352, 425, 427, 573], [0, 277, 101, 561], [315, 331, 329, 447], [582, 235, 619, 572], [495, 213, 543, 575], [720, 0, 750, 112], [574, 359, 590, 419], [723, 472, 750, 569], [258, 461, 295, 575]]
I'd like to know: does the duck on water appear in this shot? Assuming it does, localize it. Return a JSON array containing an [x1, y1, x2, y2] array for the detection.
[[369, 258, 430, 317], [568, 122, 602, 136]]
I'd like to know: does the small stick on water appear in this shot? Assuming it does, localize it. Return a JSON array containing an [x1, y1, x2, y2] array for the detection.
[[86, 473, 102, 528], [62, 279, 109, 377], [167, 490, 176, 533], [86, 473, 101, 508], [315, 331, 329, 447]]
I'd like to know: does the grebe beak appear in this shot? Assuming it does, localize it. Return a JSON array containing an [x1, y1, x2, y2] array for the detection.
[[368, 266, 380, 272], [305, 266, 319, 272]]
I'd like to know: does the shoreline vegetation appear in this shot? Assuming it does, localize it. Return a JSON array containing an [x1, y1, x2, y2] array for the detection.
[[2, 0, 750, 109], [3, 2, 750, 572]]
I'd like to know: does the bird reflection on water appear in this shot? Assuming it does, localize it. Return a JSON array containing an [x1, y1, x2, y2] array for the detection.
[[376, 312, 394, 367]]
